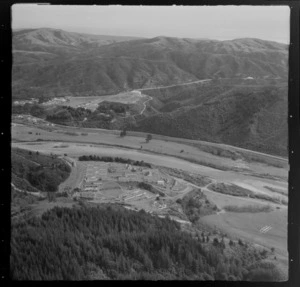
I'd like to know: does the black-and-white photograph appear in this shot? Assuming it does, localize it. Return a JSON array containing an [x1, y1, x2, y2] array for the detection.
[[10, 4, 290, 281]]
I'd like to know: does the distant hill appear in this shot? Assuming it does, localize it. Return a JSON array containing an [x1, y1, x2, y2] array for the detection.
[[13, 28, 143, 53], [12, 28, 288, 99]]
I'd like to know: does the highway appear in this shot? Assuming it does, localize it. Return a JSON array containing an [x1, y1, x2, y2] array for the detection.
[[137, 79, 211, 91]]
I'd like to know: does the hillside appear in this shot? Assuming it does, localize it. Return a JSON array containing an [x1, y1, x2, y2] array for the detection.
[[132, 81, 288, 156], [11, 79, 288, 156], [11, 204, 284, 280], [11, 148, 71, 193], [12, 28, 288, 99], [95, 36, 288, 80], [13, 28, 142, 54], [11, 28, 288, 156]]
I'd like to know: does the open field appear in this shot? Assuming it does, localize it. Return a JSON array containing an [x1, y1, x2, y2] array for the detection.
[[200, 186, 285, 210], [43, 90, 147, 111], [12, 140, 287, 204], [58, 160, 86, 193], [200, 208, 288, 258], [11, 120, 288, 180], [12, 197, 76, 221], [12, 114, 288, 165]]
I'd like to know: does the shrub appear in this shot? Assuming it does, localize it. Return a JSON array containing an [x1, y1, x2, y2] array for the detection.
[[223, 204, 273, 213], [146, 134, 152, 143]]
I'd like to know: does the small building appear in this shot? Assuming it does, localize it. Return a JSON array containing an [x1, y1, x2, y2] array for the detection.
[[86, 177, 97, 182], [83, 187, 98, 192], [93, 181, 102, 186]]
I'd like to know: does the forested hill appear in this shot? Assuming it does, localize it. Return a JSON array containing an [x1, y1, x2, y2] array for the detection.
[[11, 148, 71, 193], [12, 28, 288, 99], [10, 205, 284, 281], [132, 82, 288, 157]]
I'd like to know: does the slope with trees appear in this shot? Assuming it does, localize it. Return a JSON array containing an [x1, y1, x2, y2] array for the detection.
[[10, 204, 283, 281], [11, 148, 71, 193]]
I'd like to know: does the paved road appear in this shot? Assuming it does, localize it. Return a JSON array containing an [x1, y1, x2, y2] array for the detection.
[[137, 79, 211, 91]]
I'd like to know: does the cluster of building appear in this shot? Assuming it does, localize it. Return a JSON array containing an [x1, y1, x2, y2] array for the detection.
[[13, 115, 55, 127], [121, 190, 155, 202], [76, 101, 99, 110], [73, 162, 177, 203], [153, 200, 167, 210], [81, 162, 173, 186], [41, 97, 70, 106], [72, 161, 192, 218], [13, 98, 39, 106]]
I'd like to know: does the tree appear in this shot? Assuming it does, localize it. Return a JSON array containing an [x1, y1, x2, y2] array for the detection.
[[47, 191, 56, 202], [213, 238, 219, 247], [145, 134, 152, 143], [63, 186, 72, 194], [120, 128, 127, 137]]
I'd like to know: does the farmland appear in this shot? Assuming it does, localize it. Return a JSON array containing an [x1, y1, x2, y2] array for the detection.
[[11, 116, 288, 178]]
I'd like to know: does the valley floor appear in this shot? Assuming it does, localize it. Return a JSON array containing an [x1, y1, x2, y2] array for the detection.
[[11, 120, 289, 279]]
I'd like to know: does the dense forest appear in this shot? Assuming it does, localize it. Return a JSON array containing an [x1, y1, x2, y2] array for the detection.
[[46, 106, 92, 124], [11, 204, 283, 281], [177, 189, 218, 223], [78, 155, 152, 168]]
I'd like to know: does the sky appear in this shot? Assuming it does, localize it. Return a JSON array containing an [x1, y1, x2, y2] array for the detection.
[[12, 4, 290, 43]]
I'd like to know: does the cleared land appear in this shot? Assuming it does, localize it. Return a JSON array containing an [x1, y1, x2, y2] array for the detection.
[[43, 90, 147, 111], [200, 208, 287, 257], [11, 119, 288, 179]]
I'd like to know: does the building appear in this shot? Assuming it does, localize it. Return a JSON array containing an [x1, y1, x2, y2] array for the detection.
[[86, 177, 98, 182], [157, 180, 165, 186], [83, 187, 98, 192]]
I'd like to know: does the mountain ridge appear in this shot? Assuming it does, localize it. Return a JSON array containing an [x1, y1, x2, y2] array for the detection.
[[12, 28, 288, 99]]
